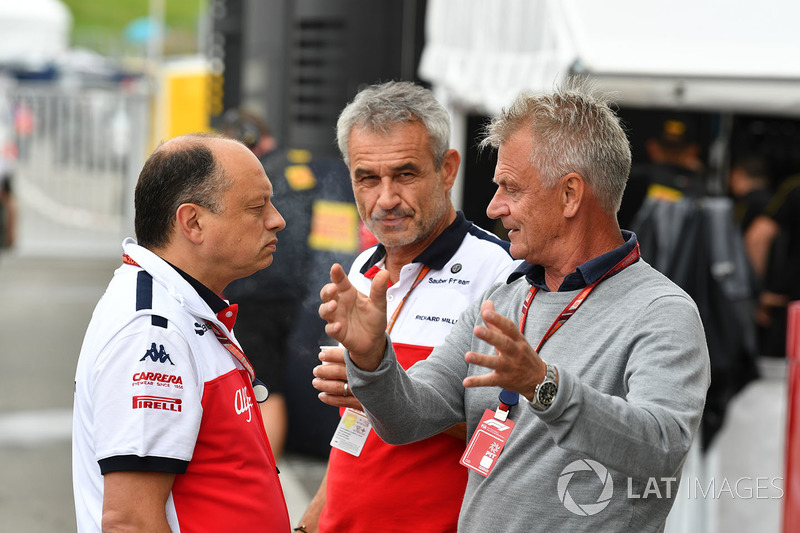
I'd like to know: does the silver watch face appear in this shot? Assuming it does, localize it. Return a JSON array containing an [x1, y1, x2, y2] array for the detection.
[[538, 382, 557, 406]]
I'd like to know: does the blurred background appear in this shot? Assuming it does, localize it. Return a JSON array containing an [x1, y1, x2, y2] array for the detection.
[[1, 0, 800, 531]]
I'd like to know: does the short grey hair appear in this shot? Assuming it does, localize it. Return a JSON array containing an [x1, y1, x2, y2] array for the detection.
[[336, 81, 451, 169], [481, 77, 631, 215]]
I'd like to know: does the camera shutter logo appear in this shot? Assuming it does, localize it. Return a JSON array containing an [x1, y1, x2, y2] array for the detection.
[[557, 459, 614, 516]]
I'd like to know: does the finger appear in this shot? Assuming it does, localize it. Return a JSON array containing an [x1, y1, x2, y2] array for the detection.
[[311, 377, 348, 396], [463, 350, 500, 371], [317, 392, 364, 410], [318, 298, 337, 320], [312, 363, 347, 381], [319, 282, 336, 303], [324, 321, 343, 340], [463, 372, 501, 389], [330, 263, 353, 290], [480, 300, 519, 336], [368, 269, 390, 312], [319, 347, 345, 364], [473, 322, 519, 355]]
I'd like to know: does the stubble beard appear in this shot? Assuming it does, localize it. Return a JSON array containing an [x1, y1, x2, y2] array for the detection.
[[364, 192, 448, 249]]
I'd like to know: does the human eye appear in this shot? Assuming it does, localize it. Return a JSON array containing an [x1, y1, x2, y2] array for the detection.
[[355, 174, 380, 186]]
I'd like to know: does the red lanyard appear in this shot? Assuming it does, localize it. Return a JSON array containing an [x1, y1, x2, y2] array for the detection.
[[498, 242, 640, 412], [206, 322, 256, 382], [122, 253, 257, 382], [518, 242, 641, 348], [386, 265, 431, 334]]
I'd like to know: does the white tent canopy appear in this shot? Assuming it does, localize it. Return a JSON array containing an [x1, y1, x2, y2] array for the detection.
[[0, 0, 72, 67], [420, 0, 800, 116]]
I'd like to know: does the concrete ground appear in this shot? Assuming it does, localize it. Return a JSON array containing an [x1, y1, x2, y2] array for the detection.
[[0, 251, 788, 532]]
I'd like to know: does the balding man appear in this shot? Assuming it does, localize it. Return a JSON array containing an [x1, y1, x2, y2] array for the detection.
[[72, 134, 290, 532]]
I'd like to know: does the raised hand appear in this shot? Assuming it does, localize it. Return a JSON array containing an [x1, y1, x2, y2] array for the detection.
[[318, 263, 390, 371], [462, 300, 546, 401]]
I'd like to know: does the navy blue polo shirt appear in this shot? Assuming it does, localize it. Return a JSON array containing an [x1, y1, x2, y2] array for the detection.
[[508, 230, 639, 291]]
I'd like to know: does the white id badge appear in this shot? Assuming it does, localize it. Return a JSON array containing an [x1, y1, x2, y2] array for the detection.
[[330, 408, 372, 457]]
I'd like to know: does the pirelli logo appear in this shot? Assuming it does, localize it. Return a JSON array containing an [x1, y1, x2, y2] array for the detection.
[[132, 395, 182, 412]]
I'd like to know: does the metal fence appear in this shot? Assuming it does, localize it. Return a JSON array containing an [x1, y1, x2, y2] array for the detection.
[[6, 81, 152, 257]]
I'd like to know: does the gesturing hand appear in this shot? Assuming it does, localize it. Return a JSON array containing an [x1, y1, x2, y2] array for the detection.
[[318, 263, 390, 372], [462, 300, 546, 401]]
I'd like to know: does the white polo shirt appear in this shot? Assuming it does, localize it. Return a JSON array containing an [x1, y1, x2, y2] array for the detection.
[[72, 239, 289, 532], [320, 212, 520, 531]]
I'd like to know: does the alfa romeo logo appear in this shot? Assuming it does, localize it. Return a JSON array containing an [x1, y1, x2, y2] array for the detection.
[[557, 459, 614, 516]]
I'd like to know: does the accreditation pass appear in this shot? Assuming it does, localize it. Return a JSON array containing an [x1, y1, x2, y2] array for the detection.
[[330, 408, 372, 457]]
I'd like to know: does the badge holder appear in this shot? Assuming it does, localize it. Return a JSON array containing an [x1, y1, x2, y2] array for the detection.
[[330, 408, 372, 457], [460, 390, 518, 477]]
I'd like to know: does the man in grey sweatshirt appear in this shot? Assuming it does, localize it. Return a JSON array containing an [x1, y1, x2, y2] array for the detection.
[[316, 78, 711, 532]]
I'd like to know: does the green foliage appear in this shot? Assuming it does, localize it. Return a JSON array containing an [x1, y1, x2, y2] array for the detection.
[[61, 0, 203, 32], [59, 0, 205, 55]]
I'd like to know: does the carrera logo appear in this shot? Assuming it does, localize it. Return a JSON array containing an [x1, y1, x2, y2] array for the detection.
[[132, 372, 184, 389], [132, 395, 182, 412], [140, 343, 174, 365]]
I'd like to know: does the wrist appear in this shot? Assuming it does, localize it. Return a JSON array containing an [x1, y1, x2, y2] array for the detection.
[[531, 363, 559, 411], [524, 361, 549, 402], [348, 335, 388, 372]]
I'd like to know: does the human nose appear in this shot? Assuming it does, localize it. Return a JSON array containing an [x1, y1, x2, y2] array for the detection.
[[375, 178, 400, 210], [267, 204, 286, 232], [486, 189, 508, 220]]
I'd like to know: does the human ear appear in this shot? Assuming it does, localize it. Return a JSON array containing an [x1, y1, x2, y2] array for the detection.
[[440, 149, 461, 191], [175, 203, 204, 244], [561, 173, 584, 218]]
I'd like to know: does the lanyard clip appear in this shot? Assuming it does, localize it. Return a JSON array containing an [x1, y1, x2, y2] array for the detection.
[[495, 389, 519, 421], [494, 403, 510, 422]]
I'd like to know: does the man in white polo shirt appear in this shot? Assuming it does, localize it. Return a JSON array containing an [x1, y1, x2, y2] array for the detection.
[[72, 133, 290, 532], [297, 81, 517, 533]]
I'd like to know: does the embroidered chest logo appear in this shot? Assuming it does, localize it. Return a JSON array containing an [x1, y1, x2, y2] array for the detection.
[[194, 322, 208, 336], [234, 386, 254, 422], [140, 343, 174, 365]]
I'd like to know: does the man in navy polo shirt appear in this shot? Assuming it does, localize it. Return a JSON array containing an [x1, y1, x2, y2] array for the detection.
[[298, 81, 517, 533]]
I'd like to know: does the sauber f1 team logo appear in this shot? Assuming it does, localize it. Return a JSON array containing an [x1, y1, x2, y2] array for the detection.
[[132, 395, 182, 412]]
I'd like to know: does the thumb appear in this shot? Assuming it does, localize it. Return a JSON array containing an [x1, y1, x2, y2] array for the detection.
[[370, 269, 390, 313]]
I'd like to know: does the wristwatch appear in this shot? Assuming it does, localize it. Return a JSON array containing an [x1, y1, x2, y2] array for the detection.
[[532, 363, 558, 411]]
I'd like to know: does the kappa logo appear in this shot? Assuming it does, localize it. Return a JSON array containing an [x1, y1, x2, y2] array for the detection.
[[140, 343, 174, 365], [194, 322, 207, 336]]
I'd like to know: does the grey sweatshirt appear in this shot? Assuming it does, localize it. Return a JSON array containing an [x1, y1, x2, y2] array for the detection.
[[347, 259, 711, 532]]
